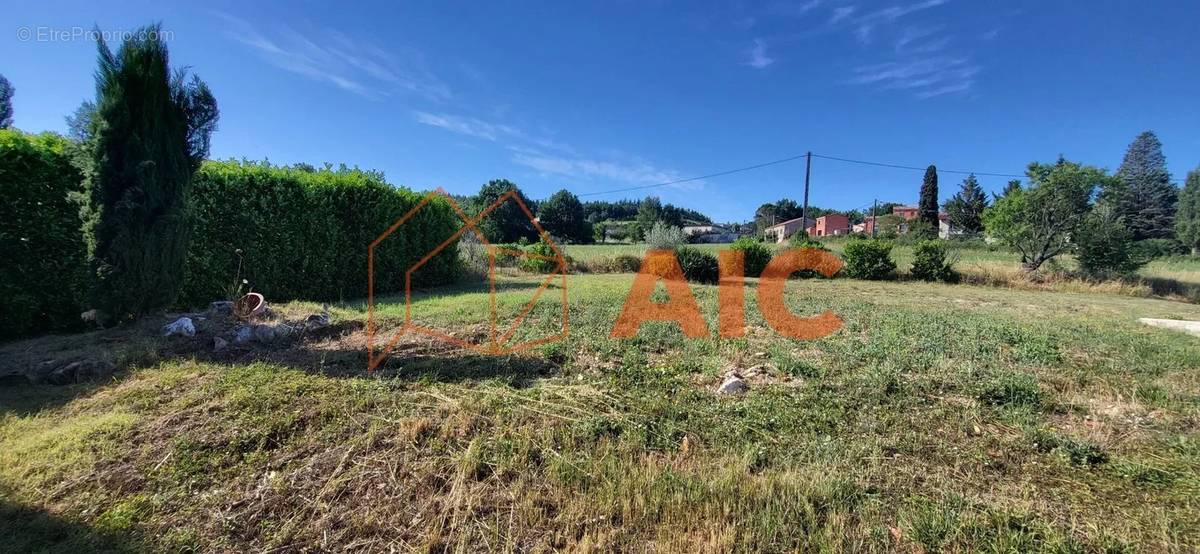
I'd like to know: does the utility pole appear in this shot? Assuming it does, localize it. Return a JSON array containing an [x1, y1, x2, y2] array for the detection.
[[871, 198, 878, 238], [801, 151, 812, 231]]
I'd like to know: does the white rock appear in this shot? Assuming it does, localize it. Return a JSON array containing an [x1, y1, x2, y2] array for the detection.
[[1138, 318, 1200, 337], [163, 317, 196, 337], [717, 376, 749, 395]]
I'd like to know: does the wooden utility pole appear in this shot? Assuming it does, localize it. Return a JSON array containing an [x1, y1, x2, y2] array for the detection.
[[801, 151, 812, 230]]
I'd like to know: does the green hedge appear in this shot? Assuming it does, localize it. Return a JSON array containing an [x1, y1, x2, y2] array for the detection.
[[181, 160, 461, 305], [0, 130, 87, 339]]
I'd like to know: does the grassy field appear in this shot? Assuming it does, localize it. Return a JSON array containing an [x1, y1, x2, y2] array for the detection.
[[571, 242, 1200, 299], [3, 271, 1200, 552]]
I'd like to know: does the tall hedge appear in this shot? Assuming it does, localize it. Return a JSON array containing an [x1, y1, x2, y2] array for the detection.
[[181, 161, 461, 305], [0, 130, 87, 339]]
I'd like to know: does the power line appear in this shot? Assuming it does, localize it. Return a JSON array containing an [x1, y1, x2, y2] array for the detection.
[[810, 153, 1024, 178], [576, 153, 809, 197], [576, 151, 1025, 198]]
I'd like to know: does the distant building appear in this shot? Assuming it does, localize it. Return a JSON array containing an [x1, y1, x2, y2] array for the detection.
[[763, 217, 814, 243], [684, 224, 740, 243], [805, 214, 851, 237], [893, 205, 919, 220]]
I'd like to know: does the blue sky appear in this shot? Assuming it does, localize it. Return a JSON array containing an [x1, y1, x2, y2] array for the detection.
[[4, 0, 1198, 222]]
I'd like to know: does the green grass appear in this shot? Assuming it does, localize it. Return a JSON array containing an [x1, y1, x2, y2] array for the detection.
[[3, 273, 1200, 551]]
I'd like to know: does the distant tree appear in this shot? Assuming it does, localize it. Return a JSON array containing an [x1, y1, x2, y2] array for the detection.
[[1102, 131, 1178, 240], [82, 25, 218, 322], [0, 74, 13, 128], [471, 179, 539, 243], [1177, 169, 1200, 255], [633, 196, 663, 240], [592, 221, 607, 244], [943, 174, 989, 234], [918, 165, 939, 232], [1075, 204, 1145, 277], [538, 189, 591, 243], [995, 179, 1021, 201], [982, 158, 1111, 272], [65, 100, 97, 141]]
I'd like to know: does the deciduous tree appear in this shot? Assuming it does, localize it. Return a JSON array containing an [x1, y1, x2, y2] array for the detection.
[[0, 74, 13, 129], [471, 179, 539, 243], [982, 158, 1110, 272], [538, 189, 592, 243]]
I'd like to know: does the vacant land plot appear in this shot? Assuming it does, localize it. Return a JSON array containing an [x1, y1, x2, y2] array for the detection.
[[2, 272, 1199, 552]]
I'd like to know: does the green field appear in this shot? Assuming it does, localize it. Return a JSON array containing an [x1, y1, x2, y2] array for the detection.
[[3, 271, 1200, 552]]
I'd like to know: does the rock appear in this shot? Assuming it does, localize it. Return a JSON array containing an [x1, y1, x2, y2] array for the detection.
[[304, 313, 331, 330], [1138, 318, 1200, 337], [209, 301, 235, 316], [252, 323, 294, 343], [233, 326, 253, 344], [717, 375, 749, 395], [80, 309, 100, 323], [163, 317, 196, 337], [213, 337, 228, 352], [47, 362, 82, 385]]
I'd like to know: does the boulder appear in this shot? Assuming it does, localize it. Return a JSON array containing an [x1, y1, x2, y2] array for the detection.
[[163, 317, 196, 337], [213, 337, 229, 352], [252, 323, 294, 343], [233, 326, 253, 344]]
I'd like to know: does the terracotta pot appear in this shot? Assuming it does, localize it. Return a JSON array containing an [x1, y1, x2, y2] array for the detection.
[[234, 292, 266, 319]]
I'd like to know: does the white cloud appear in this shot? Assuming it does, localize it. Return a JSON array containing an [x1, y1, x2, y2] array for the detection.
[[215, 12, 450, 101], [413, 112, 518, 141], [745, 39, 775, 69], [851, 0, 950, 44], [510, 149, 703, 192], [850, 57, 978, 98], [830, 6, 857, 24]]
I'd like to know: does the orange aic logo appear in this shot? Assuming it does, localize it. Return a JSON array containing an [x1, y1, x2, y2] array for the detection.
[[610, 248, 844, 339], [366, 189, 568, 372]]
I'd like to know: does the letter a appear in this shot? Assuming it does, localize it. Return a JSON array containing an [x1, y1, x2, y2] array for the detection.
[[611, 250, 709, 338]]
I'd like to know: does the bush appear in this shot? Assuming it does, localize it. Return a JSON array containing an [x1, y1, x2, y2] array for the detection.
[[729, 237, 772, 277], [611, 254, 642, 273], [644, 222, 684, 250], [182, 161, 460, 305], [519, 239, 567, 273], [0, 130, 87, 339], [910, 240, 958, 282], [1074, 205, 1146, 278], [841, 238, 896, 280], [674, 246, 718, 284], [1131, 238, 1186, 261]]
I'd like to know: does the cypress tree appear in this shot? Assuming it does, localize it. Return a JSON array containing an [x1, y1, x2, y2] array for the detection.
[[1104, 131, 1178, 240], [919, 164, 939, 231], [943, 173, 989, 234], [0, 74, 13, 129], [1177, 169, 1200, 255], [83, 25, 218, 322]]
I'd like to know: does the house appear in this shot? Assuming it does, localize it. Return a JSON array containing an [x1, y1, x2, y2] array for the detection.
[[855, 215, 880, 235], [805, 214, 851, 237], [893, 205, 919, 220], [763, 216, 813, 243]]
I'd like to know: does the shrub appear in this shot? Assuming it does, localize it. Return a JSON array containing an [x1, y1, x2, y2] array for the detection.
[[519, 239, 567, 273], [1131, 238, 1186, 260], [1074, 205, 1146, 277], [182, 161, 460, 305], [910, 240, 958, 282], [729, 237, 772, 277], [841, 238, 896, 280], [611, 254, 642, 273], [674, 246, 718, 284], [644, 222, 684, 250], [0, 130, 87, 339]]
